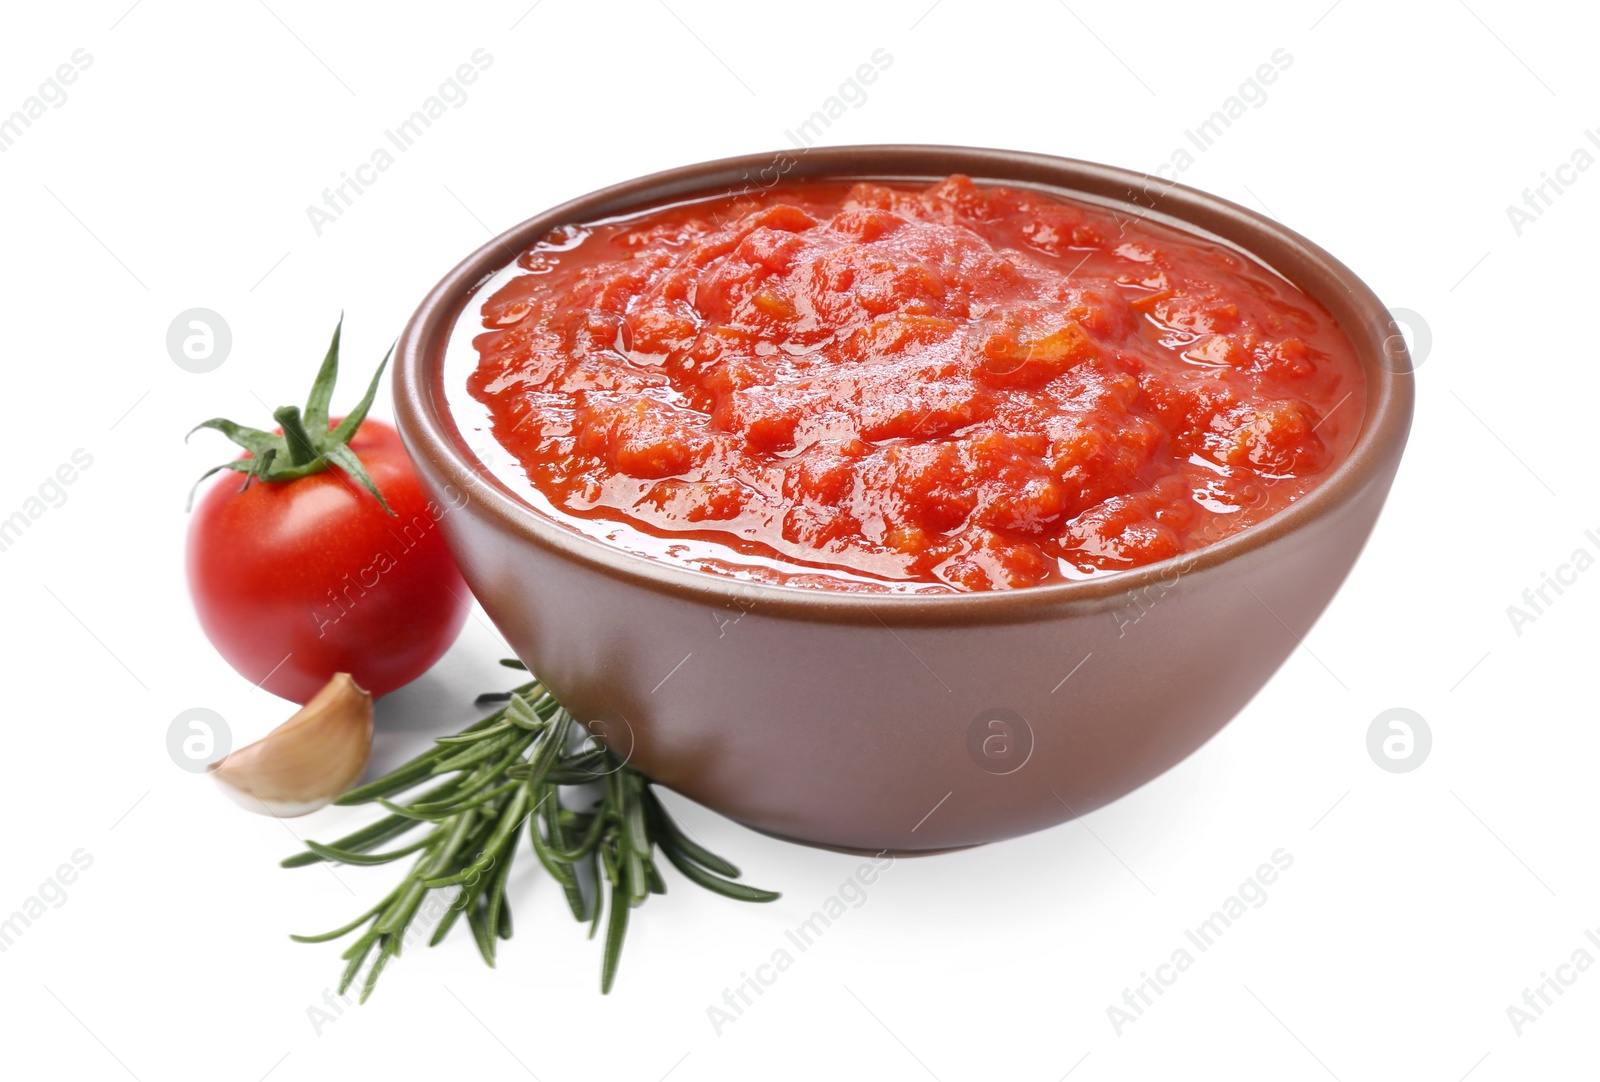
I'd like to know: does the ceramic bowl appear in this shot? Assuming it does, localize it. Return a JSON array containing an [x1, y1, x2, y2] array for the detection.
[[393, 145, 1412, 853]]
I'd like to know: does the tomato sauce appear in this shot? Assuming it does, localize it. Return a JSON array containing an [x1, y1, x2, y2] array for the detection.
[[467, 176, 1365, 592]]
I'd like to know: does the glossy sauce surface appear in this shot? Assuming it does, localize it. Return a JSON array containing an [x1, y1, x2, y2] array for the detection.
[[467, 176, 1365, 592]]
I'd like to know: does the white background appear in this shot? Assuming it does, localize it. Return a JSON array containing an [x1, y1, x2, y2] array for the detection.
[[1, 1, 1595, 1078]]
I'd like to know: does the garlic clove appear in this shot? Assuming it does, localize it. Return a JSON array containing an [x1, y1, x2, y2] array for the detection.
[[210, 673, 374, 817]]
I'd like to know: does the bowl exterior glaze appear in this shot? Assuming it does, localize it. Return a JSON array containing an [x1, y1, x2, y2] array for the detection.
[[395, 146, 1412, 853]]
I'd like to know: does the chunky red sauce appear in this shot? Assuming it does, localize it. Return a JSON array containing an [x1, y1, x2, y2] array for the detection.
[[467, 176, 1365, 592]]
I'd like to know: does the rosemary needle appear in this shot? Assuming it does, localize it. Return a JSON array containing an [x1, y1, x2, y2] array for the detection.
[[284, 663, 779, 999]]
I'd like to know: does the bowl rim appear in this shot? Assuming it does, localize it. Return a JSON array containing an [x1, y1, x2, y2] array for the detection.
[[394, 144, 1413, 624]]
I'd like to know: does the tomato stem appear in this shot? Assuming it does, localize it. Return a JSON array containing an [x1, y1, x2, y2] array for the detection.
[[273, 406, 320, 468], [186, 318, 396, 514]]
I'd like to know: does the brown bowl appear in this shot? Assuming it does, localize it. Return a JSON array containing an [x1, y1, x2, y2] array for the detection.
[[393, 145, 1413, 854]]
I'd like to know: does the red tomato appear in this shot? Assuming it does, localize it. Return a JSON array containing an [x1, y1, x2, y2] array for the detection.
[[187, 418, 470, 703]]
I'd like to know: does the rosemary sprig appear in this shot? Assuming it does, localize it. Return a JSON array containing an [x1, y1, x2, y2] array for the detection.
[[284, 660, 779, 999]]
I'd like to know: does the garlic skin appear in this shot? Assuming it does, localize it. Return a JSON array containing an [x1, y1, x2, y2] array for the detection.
[[210, 673, 374, 817]]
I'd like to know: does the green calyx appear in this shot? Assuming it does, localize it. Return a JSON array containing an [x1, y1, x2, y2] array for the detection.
[[187, 316, 395, 516]]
